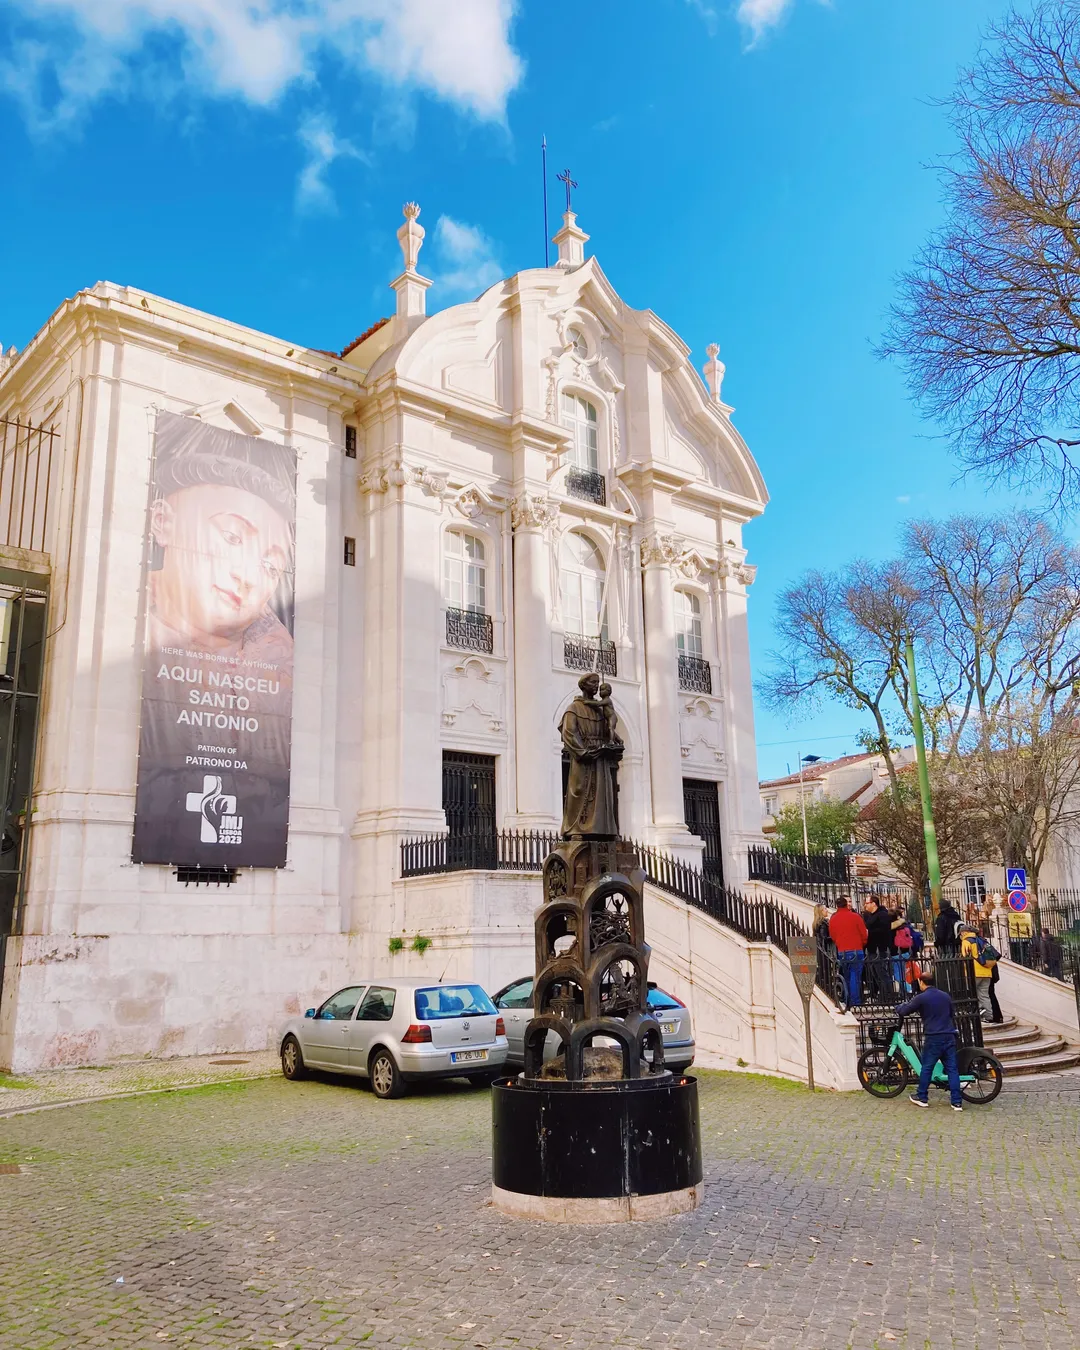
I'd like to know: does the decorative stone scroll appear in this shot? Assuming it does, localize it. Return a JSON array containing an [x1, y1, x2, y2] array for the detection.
[[511, 492, 560, 532]]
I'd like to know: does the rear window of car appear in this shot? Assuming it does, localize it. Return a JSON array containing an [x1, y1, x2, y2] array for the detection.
[[647, 988, 681, 1011], [414, 985, 498, 1020]]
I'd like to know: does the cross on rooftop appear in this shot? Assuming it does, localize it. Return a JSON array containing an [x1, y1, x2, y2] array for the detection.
[[557, 168, 577, 212]]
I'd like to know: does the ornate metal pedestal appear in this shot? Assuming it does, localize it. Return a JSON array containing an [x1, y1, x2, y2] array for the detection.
[[491, 805, 703, 1222]]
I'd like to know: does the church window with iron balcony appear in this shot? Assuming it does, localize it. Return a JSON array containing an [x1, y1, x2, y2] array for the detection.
[[675, 589, 711, 693], [443, 530, 492, 653], [560, 392, 605, 506]]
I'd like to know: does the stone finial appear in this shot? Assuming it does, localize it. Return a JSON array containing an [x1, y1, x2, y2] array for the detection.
[[0, 345, 16, 375], [553, 210, 589, 271], [391, 202, 432, 325], [703, 343, 725, 402], [398, 203, 425, 272]]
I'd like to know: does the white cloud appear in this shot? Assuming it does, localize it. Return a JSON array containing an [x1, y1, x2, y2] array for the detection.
[[433, 216, 503, 299], [296, 113, 367, 213], [2, 0, 523, 130], [896, 495, 912, 504], [684, 0, 719, 36], [736, 0, 795, 43]]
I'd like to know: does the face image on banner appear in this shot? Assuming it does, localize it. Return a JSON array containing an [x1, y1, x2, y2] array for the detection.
[[132, 411, 296, 868]]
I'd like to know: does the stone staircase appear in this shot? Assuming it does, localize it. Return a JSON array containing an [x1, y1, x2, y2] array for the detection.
[[982, 1016, 1080, 1076]]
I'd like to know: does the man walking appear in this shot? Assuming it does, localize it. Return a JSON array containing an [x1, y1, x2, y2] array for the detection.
[[828, 896, 867, 1008], [896, 971, 963, 1111]]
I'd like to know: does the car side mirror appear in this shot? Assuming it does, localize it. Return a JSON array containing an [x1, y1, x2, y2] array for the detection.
[[304, 1008, 316, 1018]]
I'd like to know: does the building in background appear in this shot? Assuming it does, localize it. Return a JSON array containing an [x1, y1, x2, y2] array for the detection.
[[0, 203, 768, 1071], [759, 749, 916, 835]]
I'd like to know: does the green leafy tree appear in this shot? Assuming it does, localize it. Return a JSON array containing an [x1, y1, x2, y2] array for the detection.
[[771, 796, 860, 855]]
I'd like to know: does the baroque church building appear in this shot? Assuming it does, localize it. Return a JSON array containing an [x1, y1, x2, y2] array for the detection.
[[0, 203, 770, 1071]]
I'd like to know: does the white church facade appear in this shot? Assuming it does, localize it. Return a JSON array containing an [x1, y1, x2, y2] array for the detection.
[[0, 204, 769, 1072]]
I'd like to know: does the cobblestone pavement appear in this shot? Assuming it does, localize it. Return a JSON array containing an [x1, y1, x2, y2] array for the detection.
[[0, 1052, 278, 1116], [1, 1069, 1078, 1350]]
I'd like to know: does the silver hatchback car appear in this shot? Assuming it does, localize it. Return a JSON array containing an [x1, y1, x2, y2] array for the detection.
[[491, 977, 696, 1072], [279, 978, 508, 1099]]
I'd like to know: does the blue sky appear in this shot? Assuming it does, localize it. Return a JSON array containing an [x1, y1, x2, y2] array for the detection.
[[1, 0, 1023, 779]]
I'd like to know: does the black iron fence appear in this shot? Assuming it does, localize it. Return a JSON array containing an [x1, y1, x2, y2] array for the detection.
[[400, 826, 811, 966], [0, 416, 59, 554], [677, 653, 712, 694], [566, 467, 606, 506], [445, 607, 493, 654], [563, 633, 617, 676], [747, 845, 851, 904], [401, 828, 559, 877], [836, 952, 984, 1054]]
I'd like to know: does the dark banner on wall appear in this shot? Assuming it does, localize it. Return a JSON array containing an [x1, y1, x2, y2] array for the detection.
[[132, 411, 296, 868]]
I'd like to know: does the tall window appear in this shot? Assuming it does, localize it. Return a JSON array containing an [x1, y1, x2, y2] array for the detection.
[[560, 393, 599, 472], [674, 590, 703, 657], [560, 531, 607, 640], [444, 531, 486, 613]]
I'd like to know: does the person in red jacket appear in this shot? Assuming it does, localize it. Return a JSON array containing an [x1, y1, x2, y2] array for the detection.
[[828, 896, 868, 1007]]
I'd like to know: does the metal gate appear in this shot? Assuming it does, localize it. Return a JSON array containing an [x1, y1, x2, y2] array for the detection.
[[0, 576, 49, 1011], [683, 778, 723, 888], [442, 751, 496, 869]]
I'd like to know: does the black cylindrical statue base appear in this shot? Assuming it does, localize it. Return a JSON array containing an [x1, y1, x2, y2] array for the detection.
[[491, 1073, 703, 1223]]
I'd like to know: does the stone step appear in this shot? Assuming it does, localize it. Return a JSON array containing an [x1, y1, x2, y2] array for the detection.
[[992, 1034, 1068, 1063], [981, 1023, 1043, 1048], [980, 1015, 1019, 1034], [998, 1048, 1080, 1076]]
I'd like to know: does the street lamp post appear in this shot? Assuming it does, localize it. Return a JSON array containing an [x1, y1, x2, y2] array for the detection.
[[797, 753, 822, 857]]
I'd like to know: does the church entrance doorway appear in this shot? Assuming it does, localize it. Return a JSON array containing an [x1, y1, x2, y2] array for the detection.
[[683, 778, 723, 888], [442, 751, 497, 869]]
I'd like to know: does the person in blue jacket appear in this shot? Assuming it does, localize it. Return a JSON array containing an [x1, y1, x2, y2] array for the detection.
[[896, 971, 963, 1111]]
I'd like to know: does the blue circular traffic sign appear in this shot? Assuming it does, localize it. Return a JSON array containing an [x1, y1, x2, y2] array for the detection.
[[1008, 890, 1028, 912]]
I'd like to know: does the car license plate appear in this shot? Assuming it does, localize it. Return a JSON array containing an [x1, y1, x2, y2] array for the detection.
[[660, 1021, 677, 1035], [450, 1049, 488, 1064]]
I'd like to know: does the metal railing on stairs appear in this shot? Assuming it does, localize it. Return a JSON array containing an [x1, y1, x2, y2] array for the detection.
[[400, 827, 824, 984]]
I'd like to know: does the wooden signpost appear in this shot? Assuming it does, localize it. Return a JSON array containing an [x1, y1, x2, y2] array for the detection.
[[787, 935, 818, 1092]]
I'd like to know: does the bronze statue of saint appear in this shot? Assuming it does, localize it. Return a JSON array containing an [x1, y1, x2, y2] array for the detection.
[[560, 672, 623, 839]]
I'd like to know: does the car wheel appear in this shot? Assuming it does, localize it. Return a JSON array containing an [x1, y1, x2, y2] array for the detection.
[[369, 1048, 405, 1099], [466, 1073, 496, 1088], [281, 1035, 308, 1081]]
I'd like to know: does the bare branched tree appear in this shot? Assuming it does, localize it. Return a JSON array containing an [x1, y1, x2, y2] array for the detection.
[[762, 511, 1080, 885], [882, 2, 1080, 505], [857, 766, 993, 895]]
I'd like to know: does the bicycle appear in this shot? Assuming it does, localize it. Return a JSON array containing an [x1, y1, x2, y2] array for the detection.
[[856, 1019, 1003, 1105]]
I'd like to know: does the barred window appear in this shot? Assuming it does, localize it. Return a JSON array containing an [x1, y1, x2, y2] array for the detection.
[[444, 531, 486, 613]]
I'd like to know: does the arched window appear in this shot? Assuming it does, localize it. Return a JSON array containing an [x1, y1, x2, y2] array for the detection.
[[560, 392, 599, 472], [560, 531, 607, 640], [674, 590, 703, 657], [444, 531, 486, 612]]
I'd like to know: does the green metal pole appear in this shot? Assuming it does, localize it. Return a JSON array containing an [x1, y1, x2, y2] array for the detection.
[[905, 639, 942, 924]]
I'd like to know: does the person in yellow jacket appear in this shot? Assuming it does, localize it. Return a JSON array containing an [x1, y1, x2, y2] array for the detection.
[[959, 925, 997, 1023]]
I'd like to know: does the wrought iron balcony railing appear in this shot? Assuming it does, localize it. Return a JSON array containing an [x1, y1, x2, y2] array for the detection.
[[563, 633, 617, 676], [566, 467, 607, 506], [677, 652, 712, 694], [445, 606, 493, 653]]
